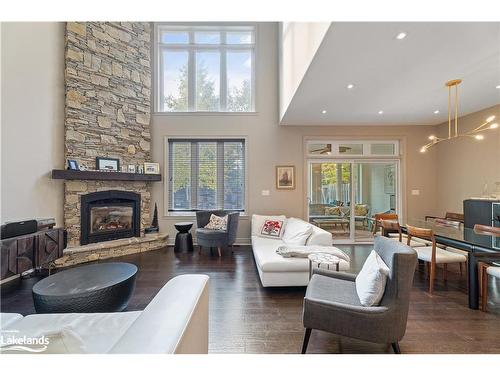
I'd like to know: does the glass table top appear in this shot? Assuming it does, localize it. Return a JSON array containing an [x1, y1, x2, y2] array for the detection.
[[403, 219, 500, 252]]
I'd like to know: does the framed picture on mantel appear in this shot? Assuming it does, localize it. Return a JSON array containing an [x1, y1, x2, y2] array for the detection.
[[96, 157, 120, 172]]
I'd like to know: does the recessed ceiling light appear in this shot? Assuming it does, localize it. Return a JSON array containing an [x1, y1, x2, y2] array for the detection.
[[321, 110, 327, 114], [496, 84, 500, 89], [347, 84, 354, 89], [433, 110, 440, 114], [475, 134, 484, 140], [396, 32, 407, 40], [378, 110, 384, 115]]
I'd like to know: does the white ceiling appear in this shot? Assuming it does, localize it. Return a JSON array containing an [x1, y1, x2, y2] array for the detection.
[[280, 22, 500, 126]]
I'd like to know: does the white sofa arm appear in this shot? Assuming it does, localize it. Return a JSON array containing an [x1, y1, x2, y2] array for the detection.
[[109, 274, 209, 354], [306, 225, 333, 246]]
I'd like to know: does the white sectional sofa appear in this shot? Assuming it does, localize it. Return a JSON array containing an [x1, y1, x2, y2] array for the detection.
[[251, 215, 350, 287], [0, 274, 209, 354]]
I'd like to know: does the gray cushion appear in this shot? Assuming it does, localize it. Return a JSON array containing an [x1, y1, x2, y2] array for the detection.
[[306, 274, 362, 307], [196, 228, 228, 241]]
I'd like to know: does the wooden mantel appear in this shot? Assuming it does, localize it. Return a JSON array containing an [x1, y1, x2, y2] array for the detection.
[[51, 169, 161, 182]]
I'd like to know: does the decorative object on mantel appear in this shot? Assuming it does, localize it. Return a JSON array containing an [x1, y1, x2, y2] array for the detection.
[[420, 79, 498, 153], [67, 159, 79, 170], [144, 162, 160, 174], [96, 157, 120, 172], [145, 203, 160, 234], [276, 165, 295, 190], [127, 165, 136, 173]]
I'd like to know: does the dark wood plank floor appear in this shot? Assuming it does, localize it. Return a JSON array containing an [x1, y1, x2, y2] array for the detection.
[[2, 245, 500, 353]]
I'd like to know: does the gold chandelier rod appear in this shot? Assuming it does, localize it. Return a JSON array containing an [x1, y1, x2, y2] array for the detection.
[[420, 79, 498, 153]]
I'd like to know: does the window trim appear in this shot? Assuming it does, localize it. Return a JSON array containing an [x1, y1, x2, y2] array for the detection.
[[153, 23, 257, 114], [163, 135, 249, 217]]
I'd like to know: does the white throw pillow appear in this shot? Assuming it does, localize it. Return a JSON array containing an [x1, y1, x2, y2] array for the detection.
[[251, 214, 287, 237], [282, 217, 313, 246], [204, 214, 228, 231], [355, 250, 390, 307]]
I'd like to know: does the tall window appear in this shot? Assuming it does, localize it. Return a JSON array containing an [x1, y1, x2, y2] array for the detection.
[[168, 139, 246, 212], [156, 24, 255, 112]]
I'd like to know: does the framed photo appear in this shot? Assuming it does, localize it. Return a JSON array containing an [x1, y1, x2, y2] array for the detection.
[[384, 165, 396, 194], [144, 162, 160, 175], [96, 157, 120, 172], [127, 164, 136, 173], [67, 159, 79, 170], [276, 166, 295, 190]]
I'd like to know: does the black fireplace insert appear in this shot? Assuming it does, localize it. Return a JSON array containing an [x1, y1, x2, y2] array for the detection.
[[80, 190, 140, 245]]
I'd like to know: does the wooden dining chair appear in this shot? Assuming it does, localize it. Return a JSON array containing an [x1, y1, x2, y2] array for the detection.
[[372, 213, 399, 234], [475, 224, 500, 311], [425, 212, 464, 224], [380, 219, 403, 241], [406, 224, 467, 294]]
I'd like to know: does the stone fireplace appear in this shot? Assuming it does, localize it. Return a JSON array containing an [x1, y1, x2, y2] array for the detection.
[[80, 190, 140, 245], [63, 22, 153, 247]]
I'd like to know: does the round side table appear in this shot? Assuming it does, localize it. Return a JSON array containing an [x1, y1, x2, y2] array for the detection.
[[174, 222, 194, 253], [308, 253, 341, 279]]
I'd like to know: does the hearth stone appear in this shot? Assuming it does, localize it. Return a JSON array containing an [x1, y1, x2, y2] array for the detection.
[[54, 232, 168, 268]]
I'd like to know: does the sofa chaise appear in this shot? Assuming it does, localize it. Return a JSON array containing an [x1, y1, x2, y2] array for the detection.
[[251, 215, 350, 287]]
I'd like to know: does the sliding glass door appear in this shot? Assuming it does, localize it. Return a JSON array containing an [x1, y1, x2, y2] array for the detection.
[[309, 162, 352, 240], [308, 159, 399, 243]]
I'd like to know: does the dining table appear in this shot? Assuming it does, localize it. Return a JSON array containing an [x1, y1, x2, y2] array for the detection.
[[399, 219, 500, 310]]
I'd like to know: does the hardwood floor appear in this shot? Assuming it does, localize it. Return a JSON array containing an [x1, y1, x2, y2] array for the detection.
[[2, 245, 500, 353]]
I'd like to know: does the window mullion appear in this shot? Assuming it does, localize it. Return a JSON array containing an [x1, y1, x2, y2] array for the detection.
[[191, 142, 198, 210], [220, 32, 227, 111], [188, 31, 196, 111], [217, 141, 225, 209]]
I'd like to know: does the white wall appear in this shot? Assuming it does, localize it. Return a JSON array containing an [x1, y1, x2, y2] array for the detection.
[[279, 22, 330, 122], [1, 22, 65, 224]]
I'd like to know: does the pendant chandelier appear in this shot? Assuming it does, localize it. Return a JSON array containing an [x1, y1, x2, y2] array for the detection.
[[420, 79, 498, 153]]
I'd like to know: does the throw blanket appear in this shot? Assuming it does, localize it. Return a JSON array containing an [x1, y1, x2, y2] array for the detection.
[[276, 245, 350, 263]]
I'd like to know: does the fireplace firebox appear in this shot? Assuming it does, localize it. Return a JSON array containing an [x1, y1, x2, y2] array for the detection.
[[80, 190, 140, 245]]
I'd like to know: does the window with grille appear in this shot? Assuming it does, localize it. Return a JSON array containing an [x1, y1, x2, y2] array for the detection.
[[155, 24, 255, 112], [167, 138, 246, 212]]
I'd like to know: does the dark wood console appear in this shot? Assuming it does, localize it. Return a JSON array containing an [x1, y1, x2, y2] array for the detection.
[[0, 228, 65, 282]]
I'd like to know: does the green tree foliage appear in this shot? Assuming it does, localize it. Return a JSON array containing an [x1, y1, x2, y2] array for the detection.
[[227, 79, 251, 112], [321, 163, 351, 186]]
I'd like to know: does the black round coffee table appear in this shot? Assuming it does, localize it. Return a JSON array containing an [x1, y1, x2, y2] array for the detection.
[[32, 262, 137, 314], [174, 222, 194, 253]]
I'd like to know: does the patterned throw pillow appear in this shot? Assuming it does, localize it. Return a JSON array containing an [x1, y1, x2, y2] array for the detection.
[[355, 204, 368, 216], [204, 214, 228, 231], [325, 206, 342, 216], [260, 219, 285, 238]]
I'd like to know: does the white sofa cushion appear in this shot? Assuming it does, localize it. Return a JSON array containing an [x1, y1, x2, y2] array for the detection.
[[356, 250, 390, 306], [251, 236, 350, 273], [251, 214, 287, 237], [305, 224, 333, 246], [2, 311, 140, 354], [282, 217, 313, 245]]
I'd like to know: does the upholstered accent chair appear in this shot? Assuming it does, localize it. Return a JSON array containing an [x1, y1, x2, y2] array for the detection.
[[301, 235, 417, 354], [195, 210, 240, 257]]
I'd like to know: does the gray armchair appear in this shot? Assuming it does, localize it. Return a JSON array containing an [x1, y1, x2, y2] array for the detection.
[[301, 235, 417, 354], [195, 210, 240, 257]]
